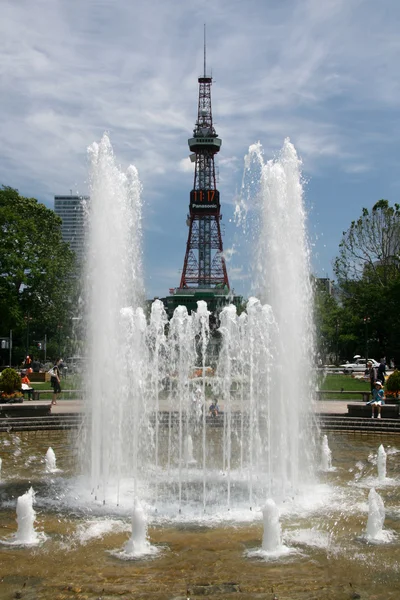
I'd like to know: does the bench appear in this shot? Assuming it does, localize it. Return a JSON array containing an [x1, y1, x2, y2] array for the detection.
[[28, 372, 50, 382], [347, 403, 400, 419], [316, 390, 372, 402], [31, 389, 82, 401], [0, 403, 52, 418]]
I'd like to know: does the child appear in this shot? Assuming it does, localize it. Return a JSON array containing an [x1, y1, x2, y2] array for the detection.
[[367, 381, 385, 418], [209, 401, 219, 417]]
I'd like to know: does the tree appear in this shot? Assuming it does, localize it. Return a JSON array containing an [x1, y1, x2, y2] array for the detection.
[[333, 200, 400, 364], [0, 186, 76, 361], [334, 200, 400, 286]]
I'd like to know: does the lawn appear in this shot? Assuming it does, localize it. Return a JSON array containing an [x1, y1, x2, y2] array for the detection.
[[26, 374, 83, 401], [317, 373, 370, 400]]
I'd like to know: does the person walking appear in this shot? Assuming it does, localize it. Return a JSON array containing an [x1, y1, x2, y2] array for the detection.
[[366, 381, 385, 418], [50, 358, 62, 405]]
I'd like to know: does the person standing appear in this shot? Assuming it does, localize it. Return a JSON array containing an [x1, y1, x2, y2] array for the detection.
[[365, 360, 378, 395], [50, 358, 61, 405], [377, 358, 386, 384]]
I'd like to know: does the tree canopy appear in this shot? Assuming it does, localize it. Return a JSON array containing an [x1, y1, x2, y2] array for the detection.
[[334, 199, 400, 286], [0, 186, 76, 361], [315, 200, 400, 365]]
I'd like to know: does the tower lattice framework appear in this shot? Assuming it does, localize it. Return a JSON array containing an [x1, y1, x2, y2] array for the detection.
[[179, 63, 229, 290]]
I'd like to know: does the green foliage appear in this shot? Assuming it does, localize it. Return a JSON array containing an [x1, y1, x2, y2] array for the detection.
[[0, 367, 21, 394], [331, 199, 400, 365], [0, 186, 78, 359], [386, 370, 400, 393], [313, 281, 361, 364], [313, 283, 340, 362], [334, 199, 400, 286]]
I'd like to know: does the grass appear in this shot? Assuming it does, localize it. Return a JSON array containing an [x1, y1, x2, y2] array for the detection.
[[24, 373, 373, 402], [317, 373, 370, 400], [26, 374, 83, 401]]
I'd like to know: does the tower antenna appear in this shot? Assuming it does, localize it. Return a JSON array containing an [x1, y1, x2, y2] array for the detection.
[[204, 23, 206, 78]]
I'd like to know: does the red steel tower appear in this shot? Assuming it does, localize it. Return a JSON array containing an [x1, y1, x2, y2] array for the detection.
[[179, 48, 229, 290]]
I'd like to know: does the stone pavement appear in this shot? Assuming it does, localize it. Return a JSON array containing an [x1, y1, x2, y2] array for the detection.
[[46, 399, 351, 416]]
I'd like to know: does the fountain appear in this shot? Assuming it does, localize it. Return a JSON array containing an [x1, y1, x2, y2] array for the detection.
[[45, 447, 57, 472], [321, 435, 332, 471], [114, 498, 158, 559], [0, 487, 45, 546], [261, 498, 282, 552], [81, 135, 316, 517], [15, 488, 39, 544], [365, 488, 385, 541], [1, 136, 399, 598], [184, 434, 197, 465], [377, 444, 387, 481]]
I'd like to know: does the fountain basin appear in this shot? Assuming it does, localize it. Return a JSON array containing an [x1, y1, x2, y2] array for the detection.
[[0, 430, 399, 599]]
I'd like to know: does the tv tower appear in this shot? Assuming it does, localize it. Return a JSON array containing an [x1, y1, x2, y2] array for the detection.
[[164, 30, 241, 318], [180, 29, 229, 290]]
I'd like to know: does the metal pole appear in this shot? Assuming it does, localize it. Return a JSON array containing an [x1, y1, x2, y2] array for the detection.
[[26, 315, 29, 356], [9, 330, 12, 366], [364, 316, 370, 360]]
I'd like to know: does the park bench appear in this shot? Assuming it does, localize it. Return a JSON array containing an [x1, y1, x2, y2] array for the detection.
[[347, 403, 400, 419], [316, 390, 372, 402], [28, 372, 50, 382]]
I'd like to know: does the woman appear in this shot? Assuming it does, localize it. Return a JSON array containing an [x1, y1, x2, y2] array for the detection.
[[50, 359, 61, 405]]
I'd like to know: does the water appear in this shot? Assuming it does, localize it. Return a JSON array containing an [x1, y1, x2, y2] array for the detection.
[[261, 498, 282, 552], [236, 138, 316, 492], [81, 137, 316, 517], [1, 135, 399, 597], [15, 487, 38, 544], [114, 498, 159, 559], [84, 133, 144, 501], [0, 487, 45, 546], [366, 488, 385, 540], [0, 431, 399, 598], [45, 447, 57, 472], [184, 434, 197, 465], [377, 443, 387, 481], [321, 434, 332, 471]]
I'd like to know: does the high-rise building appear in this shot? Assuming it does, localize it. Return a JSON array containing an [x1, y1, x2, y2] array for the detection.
[[54, 195, 89, 264]]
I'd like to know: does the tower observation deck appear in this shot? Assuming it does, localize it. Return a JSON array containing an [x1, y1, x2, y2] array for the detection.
[[162, 39, 242, 320]]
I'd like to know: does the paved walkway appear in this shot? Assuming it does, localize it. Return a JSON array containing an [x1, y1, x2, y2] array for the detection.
[[45, 399, 351, 416]]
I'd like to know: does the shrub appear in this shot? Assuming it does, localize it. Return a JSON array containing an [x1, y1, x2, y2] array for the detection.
[[385, 370, 400, 399], [0, 367, 21, 395]]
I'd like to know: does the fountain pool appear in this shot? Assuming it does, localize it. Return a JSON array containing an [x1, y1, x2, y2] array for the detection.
[[0, 431, 399, 598]]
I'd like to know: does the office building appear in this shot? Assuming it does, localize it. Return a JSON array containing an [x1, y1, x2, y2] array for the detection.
[[54, 195, 89, 265]]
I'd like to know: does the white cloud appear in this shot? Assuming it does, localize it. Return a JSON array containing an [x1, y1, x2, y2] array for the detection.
[[1, 0, 400, 296], [178, 158, 194, 173]]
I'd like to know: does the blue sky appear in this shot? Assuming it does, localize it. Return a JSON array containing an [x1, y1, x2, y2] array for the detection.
[[1, 0, 400, 299]]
